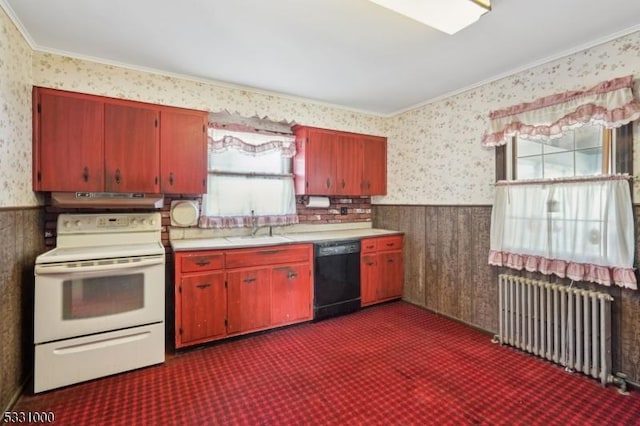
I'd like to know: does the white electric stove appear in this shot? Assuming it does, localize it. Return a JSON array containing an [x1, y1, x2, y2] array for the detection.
[[34, 212, 165, 393]]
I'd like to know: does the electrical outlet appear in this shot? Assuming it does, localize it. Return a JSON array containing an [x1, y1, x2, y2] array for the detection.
[[340, 207, 348, 215]]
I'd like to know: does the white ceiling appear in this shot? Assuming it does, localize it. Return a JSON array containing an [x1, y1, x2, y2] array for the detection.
[[3, 0, 640, 116]]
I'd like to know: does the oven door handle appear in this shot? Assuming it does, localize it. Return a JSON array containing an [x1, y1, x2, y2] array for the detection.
[[36, 256, 164, 275]]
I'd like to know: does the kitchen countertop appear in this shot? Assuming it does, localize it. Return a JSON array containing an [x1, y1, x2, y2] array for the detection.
[[170, 227, 402, 251]]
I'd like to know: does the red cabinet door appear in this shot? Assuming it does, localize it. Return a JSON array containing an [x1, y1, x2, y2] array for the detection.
[[104, 103, 160, 192], [379, 251, 403, 300], [180, 272, 227, 345], [160, 108, 207, 194], [362, 136, 387, 195], [271, 264, 311, 325], [336, 135, 363, 195], [305, 128, 337, 195], [361, 253, 379, 306], [227, 267, 271, 334], [34, 88, 104, 191]]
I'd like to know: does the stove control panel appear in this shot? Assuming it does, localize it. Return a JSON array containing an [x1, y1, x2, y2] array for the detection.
[[57, 213, 161, 234]]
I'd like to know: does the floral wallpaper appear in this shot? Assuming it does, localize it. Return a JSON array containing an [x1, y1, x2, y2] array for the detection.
[[31, 53, 386, 142], [378, 30, 640, 205], [0, 6, 38, 207], [2, 0, 640, 208]]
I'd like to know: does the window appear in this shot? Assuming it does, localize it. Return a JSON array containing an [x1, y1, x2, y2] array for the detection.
[[497, 124, 632, 181], [511, 125, 608, 179], [490, 123, 636, 289], [485, 76, 639, 289], [200, 128, 298, 229]]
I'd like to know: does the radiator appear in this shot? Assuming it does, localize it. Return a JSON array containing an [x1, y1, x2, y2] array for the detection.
[[496, 274, 614, 386]]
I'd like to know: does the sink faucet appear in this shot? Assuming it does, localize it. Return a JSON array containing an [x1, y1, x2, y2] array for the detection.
[[250, 210, 272, 236], [251, 225, 273, 237]]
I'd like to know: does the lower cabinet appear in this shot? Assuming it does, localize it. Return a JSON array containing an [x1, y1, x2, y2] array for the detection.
[[271, 264, 312, 326], [361, 235, 404, 306], [174, 244, 313, 349], [227, 267, 271, 334], [180, 272, 227, 344]]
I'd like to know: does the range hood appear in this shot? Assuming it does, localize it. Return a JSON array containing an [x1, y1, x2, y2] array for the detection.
[[51, 192, 164, 209]]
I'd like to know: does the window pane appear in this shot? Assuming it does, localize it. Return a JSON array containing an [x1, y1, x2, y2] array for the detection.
[[516, 156, 543, 179], [516, 138, 542, 157], [544, 151, 574, 178], [210, 150, 287, 174], [204, 175, 295, 217], [574, 125, 603, 150], [543, 132, 574, 154], [575, 148, 603, 176]]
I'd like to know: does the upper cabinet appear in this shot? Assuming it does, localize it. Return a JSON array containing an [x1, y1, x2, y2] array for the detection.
[[293, 125, 387, 196], [159, 108, 207, 195], [361, 135, 387, 195], [33, 87, 208, 195], [33, 89, 105, 192], [104, 103, 160, 193]]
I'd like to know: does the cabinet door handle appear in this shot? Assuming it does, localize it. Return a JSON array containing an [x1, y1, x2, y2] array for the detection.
[[326, 178, 331, 189], [341, 179, 345, 188], [387, 258, 394, 263], [169, 172, 175, 186], [195, 259, 211, 266], [115, 168, 122, 184], [196, 283, 211, 289], [82, 166, 89, 182], [287, 272, 298, 280], [243, 277, 256, 283]]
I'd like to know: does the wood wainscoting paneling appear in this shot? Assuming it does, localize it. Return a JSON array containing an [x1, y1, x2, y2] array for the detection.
[[373, 204, 640, 386], [0, 207, 46, 411], [373, 205, 498, 332]]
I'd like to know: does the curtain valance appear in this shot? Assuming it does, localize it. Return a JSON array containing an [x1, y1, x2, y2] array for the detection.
[[207, 129, 296, 158], [488, 174, 636, 289], [482, 75, 640, 147]]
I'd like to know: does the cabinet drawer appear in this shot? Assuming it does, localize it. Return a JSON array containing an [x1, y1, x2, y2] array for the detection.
[[226, 244, 311, 269], [361, 238, 378, 253], [181, 252, 224, 272], [377, 235, 403, 251]]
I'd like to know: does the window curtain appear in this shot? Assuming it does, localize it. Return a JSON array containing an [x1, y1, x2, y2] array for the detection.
[[488, 175, 636, 290], [207, 131, 297, 157], [482, 75, 640, 147], [199, 128, 298, 229]]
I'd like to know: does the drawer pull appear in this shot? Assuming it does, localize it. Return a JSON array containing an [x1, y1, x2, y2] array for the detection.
[[365, 261, 375, 266], [196, 283, 211, 289], [195, 259, 211, 266], [366, 245, 375, 249], [287, 272, 298, 280], [386, 243, 395, 247], [387, 258, 394, 263], [243, 277, 257, 283]]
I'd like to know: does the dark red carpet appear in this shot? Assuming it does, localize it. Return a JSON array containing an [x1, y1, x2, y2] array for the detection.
[[13, 302, 640, 425]]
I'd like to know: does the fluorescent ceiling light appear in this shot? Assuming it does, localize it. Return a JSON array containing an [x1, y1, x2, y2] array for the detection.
[[367, 0, 491, 34]]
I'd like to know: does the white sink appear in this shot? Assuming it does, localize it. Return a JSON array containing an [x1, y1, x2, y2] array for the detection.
[[224, 235, 293, 246]]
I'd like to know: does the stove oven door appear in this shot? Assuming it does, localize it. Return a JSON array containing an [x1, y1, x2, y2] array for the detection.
[[34, 255, 165, 344]]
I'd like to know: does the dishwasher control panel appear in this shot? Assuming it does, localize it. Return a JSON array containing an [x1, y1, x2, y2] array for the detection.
[[314, 240, 360, 257]]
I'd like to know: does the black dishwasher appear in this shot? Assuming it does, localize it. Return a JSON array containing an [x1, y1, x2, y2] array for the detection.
[[313, 240, 361, 320]]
